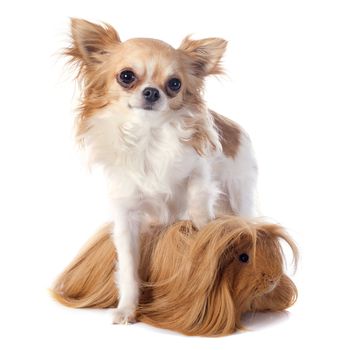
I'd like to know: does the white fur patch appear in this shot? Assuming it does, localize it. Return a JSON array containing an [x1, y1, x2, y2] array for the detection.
[[82, 103, 256, 318], [212, 131, 258, 217]]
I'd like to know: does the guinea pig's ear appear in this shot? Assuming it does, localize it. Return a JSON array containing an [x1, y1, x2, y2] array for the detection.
[[179, 36, 227, 76], [67, 18, 121, 66]]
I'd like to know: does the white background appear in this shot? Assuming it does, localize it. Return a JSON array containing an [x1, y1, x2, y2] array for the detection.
[[0, 0, 349, 349]]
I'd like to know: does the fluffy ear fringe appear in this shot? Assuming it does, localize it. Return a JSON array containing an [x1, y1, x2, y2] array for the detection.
[[67, 18, 120, 64], [179, 36, 227, 76], [51, 216, 298, 336], [64, 18, 120, 85]]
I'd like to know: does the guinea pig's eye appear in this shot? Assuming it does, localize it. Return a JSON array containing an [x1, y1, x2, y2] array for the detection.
[[239, 253, 249, 263], [166, 78, 181, 94], [118, 70, 136, 87]]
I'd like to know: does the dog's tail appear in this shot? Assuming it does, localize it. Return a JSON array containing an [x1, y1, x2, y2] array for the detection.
[[50, 223, 118, 308]]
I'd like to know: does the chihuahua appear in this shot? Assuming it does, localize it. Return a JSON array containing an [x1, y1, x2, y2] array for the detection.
[[65, 18, 257, 324]]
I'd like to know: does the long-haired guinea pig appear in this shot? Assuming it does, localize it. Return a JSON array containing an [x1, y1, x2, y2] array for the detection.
[[52, 216, 298, 336]]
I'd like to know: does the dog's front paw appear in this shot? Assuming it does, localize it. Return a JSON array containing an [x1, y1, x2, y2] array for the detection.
[[112, 306, 137, 325]]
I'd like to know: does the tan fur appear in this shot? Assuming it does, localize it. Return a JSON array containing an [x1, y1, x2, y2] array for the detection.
[[178, 36, 228, 76], [52, 216, 298, 336], [65, 18, 228, 155], [211, 110, 241, 158], [65, 19, 121, 141]]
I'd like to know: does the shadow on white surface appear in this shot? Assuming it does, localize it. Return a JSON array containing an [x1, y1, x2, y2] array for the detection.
[[241, 311, 290, 331], [135, 310, 292, 337]]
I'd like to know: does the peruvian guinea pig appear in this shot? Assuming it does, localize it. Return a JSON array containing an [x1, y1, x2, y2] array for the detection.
[[51, 216, 298, 336]]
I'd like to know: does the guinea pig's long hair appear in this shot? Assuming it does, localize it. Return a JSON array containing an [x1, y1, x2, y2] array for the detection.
[[52, 216, 298, 336]]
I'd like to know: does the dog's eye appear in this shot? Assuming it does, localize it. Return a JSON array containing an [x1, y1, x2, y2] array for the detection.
[[239, 253, 249, 263], [118, 70, 136, 87], [167, 78, 181, 92]]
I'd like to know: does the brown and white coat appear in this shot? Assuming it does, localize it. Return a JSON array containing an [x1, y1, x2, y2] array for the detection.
[[66, 18, 258, 324]]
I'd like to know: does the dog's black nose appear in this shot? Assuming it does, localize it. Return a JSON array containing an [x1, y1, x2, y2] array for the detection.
[[143, 87, 160, 103]]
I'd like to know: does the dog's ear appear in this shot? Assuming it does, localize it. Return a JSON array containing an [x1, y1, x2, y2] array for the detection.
[[67, 18, 121, 65], [179, 36, 227, 76]]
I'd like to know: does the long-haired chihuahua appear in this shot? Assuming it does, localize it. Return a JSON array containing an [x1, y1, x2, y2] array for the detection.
[[65, 18, 257, 324]]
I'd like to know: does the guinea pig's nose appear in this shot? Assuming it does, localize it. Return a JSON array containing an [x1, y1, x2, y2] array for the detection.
[[261, 273, 280, 292], [143, 87, 160, 103]]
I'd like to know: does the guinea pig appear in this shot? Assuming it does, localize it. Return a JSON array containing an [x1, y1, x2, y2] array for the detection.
[[52, 216, 298, 336]]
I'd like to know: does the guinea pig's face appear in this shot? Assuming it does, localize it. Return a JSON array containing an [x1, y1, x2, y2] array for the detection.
[[228, 233, 284, 306]]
